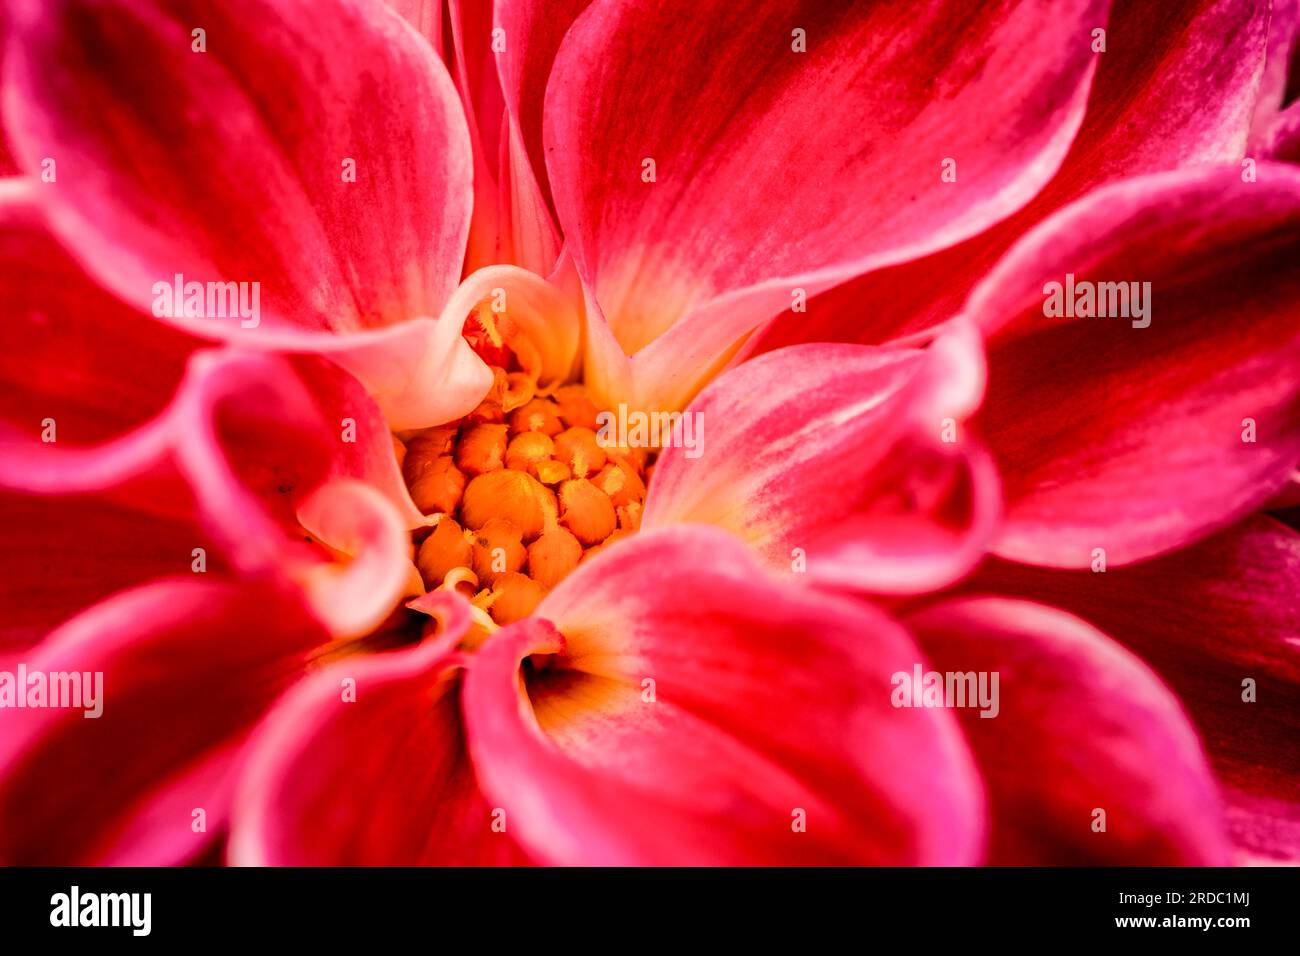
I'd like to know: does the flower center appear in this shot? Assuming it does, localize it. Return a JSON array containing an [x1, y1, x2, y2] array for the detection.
[[396, 312, 650, 628]]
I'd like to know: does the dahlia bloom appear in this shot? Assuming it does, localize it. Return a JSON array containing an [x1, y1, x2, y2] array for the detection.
[[0, 0, 1297, 866]]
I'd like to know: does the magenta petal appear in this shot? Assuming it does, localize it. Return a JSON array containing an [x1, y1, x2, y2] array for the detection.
[[544, 0, 1104, 409], [0, 579, 326, 864], [961, 516, 1300, 864], [643, 333, 998, 594], [166, 353, 414, 637], [0, 180, 199, 481], [290, 357, 424, 530], [1269, 469, 1300, 510], [1258, 99, 1300, 163], [751, 0, 1272, 355], [905, 597, 1230, 865], [0, 488, 223, 657], [462, 526, 984, 865], [5, 0, 475, 426], [6, 347, 413, 639], [230, 593, 529, 865], [492, 0, 589, 272], [447, 0, 509, 272], [967, 164, 1300, 566], [385, 0, 443, 52], [1250, 0, 1300, 144]]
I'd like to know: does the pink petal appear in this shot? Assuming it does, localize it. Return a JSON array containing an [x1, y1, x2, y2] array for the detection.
[[967, 164, 1300, 566], [7, 347, 415, 638], [163, 354, 416, 636], [0, 487, 223, 657], [960, 516, 1300, 864], [750, 0, 1272, 355], [1258, 98, 1300, 162], [643, 332, 999, 595], [385, 0, 444, 54], [1249, 0, 1299, 144], [0, 578, 327, 864], [5, 0, 477, 427], [462, 526, 984, 865], [0, 179, 199, 482], [544, 0, 1105, 411], [229, 592, 529, 865], [1269, 469, 1300, 510], [445, 265, 581, 390], [448, 0, 508, 272], [492, 0, 589, 273], [905, 597, 1230, 865], [292, 480, 414, 640], [498, 115, 561, 275], [290, 357, 425, 530], [303, 314, 493, 431]]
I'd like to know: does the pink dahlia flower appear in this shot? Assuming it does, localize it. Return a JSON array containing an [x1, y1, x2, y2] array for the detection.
[[0, 0, 1297, 866]]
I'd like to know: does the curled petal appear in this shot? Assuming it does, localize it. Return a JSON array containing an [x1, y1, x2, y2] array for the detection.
[[752, 0, 1271, 355], [1249, 0, 1300, 145], [445, 265, 581, 389], [643, 333, 999, 594], [905, 597, 1230, 865], [168, 355, 415, 637], [294, 480, 414, 640], [545, 0, 1105, 410], [7, 347, 415, 639], [4, 0, 474, 426], [0, 180, 199, 488], [230, 591, 529, 865], [1257, 99, 1300, 163], [289, 357, 425, 529], [0, 579, 326, 864], [961, 517, 1300, 864], [966, 164, 1300, 566], [307, 316, 493, 432], [462, 526, 984, 865]]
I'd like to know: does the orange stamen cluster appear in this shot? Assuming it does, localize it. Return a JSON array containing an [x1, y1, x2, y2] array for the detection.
[[400, 367, 650, 627]]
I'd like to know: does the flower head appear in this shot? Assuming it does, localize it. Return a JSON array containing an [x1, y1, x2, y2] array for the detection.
[[0, 0, 1298, 866]]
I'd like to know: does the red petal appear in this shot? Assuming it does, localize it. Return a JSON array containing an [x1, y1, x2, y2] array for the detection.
[[1258, 99, 1300, 162], [0, 488, 222, 657], [8, 347, 414, 639], [230, 592, 529, 865], [290, 357, 425, 530], [0, 180, 199, 485], [6, 0, 476, 427], [968, 164, 1300, 566], [752, 0, 1272, 355], [960, 516, 1300, 864], [462, 526, 984, 865], [544, 0, 1104, 411], [448, 0, 509, 272], [905, 597, 1230, 864], [493, 0, 589, 272], [0, 579, 326, 864], [644, 333, 998, 594], [385, 0, 444, 54], [1249, 0, 1300, 144]]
